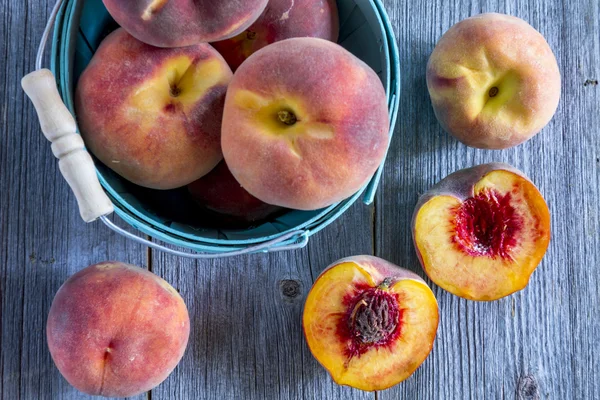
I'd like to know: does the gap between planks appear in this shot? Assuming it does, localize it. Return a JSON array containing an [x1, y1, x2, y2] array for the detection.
[[146, 236, 153, 400]]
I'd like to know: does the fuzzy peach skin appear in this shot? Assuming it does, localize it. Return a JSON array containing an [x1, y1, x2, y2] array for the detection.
[[76, 29, 232, 189], [187, 161, 283, 222], [303, 255, 439, 391], [46, 262, 190, 397], [221, 38, 389, 210], [412, 163, 551, 301], [103, 0, 268, 47], [212, 0, 339, 71], [426, 13, 561, 149]]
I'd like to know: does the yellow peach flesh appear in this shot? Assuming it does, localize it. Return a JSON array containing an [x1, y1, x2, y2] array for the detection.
[[303, 261, 438, 391], [336, 280, 438, 390], [303, 263, 374, 380], [414, 170, 551, 300]]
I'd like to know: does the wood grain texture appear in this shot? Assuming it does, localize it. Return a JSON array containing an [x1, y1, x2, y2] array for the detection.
[[1, 0, 599, 399], [376, 0, 600, 399], [150, 201, 374, 400], [0, 2, 146, 399]]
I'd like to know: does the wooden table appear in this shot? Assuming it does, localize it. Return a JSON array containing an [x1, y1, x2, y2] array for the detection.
[[2, 0, 599, 398]]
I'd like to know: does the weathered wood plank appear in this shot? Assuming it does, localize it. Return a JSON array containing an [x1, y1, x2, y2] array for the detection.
[[150, 201, 374, 399], [2, 0, 599, 399], [0, 2, 147, 400], [377, 0, 600, 399]]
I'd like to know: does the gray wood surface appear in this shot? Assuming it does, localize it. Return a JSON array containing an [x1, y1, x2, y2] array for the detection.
[[0, 1, 149, 397], [1, 0, 598, 399], [377, 1, 599, 399]]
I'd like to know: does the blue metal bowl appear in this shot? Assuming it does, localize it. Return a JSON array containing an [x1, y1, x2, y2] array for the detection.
[[51, 0, 400, 254]]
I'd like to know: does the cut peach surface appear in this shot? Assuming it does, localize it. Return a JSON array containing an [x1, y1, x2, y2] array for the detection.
[[303, 256, 439, 391], [412, 163, 551, 301]]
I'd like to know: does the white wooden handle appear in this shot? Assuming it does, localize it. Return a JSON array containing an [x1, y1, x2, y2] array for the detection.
[[21, 68, 114, 222]]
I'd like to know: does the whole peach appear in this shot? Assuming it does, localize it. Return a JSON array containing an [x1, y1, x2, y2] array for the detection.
[[187, 161, 282, 222], [46, 262, 190, 397], [426, 13, 560, 149], [103, 0, 268, 47], [212, 0, 339, 71], [221, 38, 389, 210], [76, 29, 232, 189]]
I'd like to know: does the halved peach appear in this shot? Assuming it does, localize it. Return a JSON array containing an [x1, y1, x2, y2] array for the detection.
[[412, 163, 551, 301], [303, 255, 439, 391]]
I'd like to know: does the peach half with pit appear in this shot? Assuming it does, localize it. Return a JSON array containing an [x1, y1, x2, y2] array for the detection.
[[212, 0, 339, 71], [76, 29, 232, 190], [303, 256, 439, 391], [221, 38, 389, 210], [46, 262, 190, 397], [103, 0, 268, 47], [412, 163, 551, 301], [426, 13, 561, 149]]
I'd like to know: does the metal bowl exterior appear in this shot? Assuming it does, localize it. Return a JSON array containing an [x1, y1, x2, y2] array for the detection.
[[52, 0, 400, 253]]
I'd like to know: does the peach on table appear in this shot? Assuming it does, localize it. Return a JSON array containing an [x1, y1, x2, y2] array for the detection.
[[303, 255, 439, 391], [412, 163, 551, 301], [46, 262, 190, 397], [426, 13, 560, 149]]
